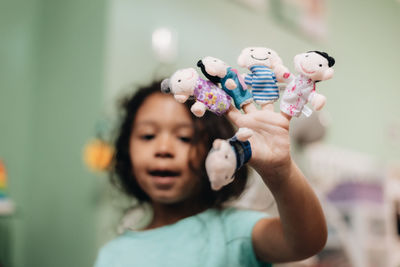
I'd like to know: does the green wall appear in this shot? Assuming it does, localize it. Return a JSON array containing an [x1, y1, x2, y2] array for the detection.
[[1, 0, 107, 266], [325, 0, 400, 161], [0, 1, 40, 266]]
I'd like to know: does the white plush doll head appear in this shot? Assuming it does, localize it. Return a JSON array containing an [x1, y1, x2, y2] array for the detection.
[[200, 56, 229, 78], [205, 127, 253, 191], [294, 51, 335, 82], [237, 47, 283, 69], [161, 68, 199, 103], [205, 140, 236, 191]]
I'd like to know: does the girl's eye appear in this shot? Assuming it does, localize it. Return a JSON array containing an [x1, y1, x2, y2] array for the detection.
[[141, 134, 155, 140], [319, 64, 323, 67], [178, 79, 181, 82], [179, 136, 192, 143], [268, 51, 271, 54]]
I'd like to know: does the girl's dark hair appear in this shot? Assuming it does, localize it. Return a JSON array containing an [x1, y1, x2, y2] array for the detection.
[[111, 80, 248, 209]]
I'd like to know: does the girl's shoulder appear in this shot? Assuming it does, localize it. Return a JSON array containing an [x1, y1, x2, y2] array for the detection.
[[208, 207, 269, 239]]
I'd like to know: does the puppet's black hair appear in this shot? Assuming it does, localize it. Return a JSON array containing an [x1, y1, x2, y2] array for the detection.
[[308, 51, 335, 67]]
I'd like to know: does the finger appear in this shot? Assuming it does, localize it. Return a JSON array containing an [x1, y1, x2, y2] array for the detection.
[[261, 103, 274, 111], [280, 111, 292, 122], [242, 103, 257, 113], [225, 106, 243, 127], [249, 109, 290, 130]]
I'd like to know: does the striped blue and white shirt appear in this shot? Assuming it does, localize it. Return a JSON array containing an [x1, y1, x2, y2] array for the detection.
[[244, 65, 279, 103]]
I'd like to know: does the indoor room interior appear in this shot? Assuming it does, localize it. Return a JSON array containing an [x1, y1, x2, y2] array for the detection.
[[1, 0, 399, 266]]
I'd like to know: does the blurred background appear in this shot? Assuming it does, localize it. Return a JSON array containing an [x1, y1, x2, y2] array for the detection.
[[0, 0, 399, 266]]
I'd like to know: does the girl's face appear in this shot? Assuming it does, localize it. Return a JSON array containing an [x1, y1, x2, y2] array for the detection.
[[129, 93, 203, 205]]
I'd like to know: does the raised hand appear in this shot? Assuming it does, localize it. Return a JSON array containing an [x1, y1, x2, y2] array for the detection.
[[226, 106, 291, 179]]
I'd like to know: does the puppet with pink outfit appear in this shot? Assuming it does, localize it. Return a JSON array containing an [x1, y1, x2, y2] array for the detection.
[[280, 51, 335, 117]]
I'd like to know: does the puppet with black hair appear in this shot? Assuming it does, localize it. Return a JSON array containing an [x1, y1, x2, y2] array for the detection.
[[197, 56, 253, 110], [280, 51, 335, 117]]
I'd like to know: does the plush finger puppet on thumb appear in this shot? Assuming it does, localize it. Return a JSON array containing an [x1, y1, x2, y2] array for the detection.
[[205, 127, 253, 191], [161, 68, 232, 117], [280, 51, 335, 117]]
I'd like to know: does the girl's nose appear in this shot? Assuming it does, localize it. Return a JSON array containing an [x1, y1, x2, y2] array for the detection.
[[154, 134, 175, 158]]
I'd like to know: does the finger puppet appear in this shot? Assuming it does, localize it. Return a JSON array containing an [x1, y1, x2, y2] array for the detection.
[[280, 51, 335, 117], [197, 57, 253, 110], [205, 128, 253, 191], [237, 47, 289, 107], [161, 68, 232, 117]]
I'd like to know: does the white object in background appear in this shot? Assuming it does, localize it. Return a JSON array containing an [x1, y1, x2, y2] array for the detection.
[[284, 0, 328, 40], [385, 162, 400, 267], [0, 199, 14, 216], [302, 143, 388, 266], [231, 169, 278, 216], [233, 0, 268, 13], [151, 27, 177, 64], [303, 143, 383, 193], [299, 12, 327, 40]]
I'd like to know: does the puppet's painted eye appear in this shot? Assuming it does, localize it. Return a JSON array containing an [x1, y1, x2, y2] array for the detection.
[[305, 55, 309, 57], [319, 64, 322, 67], [250, 49, 254, 51], [214, 59, 217, 62], [268, 51, 271, 54], [177, 79, 181, 82]]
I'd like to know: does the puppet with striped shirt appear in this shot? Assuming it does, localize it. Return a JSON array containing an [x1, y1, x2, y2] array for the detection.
[[238, 47, 289, 109]]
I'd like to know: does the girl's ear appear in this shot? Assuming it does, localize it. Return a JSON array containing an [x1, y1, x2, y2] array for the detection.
[[322, 68, 334, 80], [161, 78, 171, 93]]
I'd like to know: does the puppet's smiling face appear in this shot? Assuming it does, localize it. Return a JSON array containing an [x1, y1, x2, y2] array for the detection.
[[237, 47, 281, 68], [169, 68, 199, 96], [294, 52, 333, 81]]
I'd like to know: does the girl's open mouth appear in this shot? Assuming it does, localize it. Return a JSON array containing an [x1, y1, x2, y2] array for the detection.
[[149, 170, 182, 188], [148, 170, 181, 177]]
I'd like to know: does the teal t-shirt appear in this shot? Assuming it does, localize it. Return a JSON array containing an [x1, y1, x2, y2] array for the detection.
[[95, 207, 271, 267]]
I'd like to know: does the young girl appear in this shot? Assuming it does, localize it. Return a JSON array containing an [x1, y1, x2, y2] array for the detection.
[[94, 80, 327, 266]]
